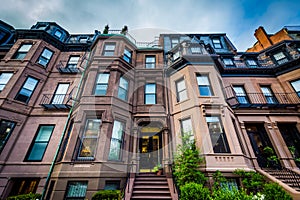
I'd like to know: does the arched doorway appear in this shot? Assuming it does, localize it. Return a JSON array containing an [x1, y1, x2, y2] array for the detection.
[[138, 122, 163, 172]]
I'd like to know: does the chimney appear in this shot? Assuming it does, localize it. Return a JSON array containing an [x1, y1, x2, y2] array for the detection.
[[254, 26, 273, 49]]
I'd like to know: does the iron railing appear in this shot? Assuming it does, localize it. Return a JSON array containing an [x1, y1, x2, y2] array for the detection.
[[224, 86, 300, 108], [40, 94, 72, 109]]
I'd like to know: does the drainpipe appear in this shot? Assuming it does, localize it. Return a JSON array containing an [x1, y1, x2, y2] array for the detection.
[[41, 49, 93, 200]]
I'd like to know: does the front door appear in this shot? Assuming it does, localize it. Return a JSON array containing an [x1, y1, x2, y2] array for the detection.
[[246, 124, 280, 168], [139, 133, 162, 172]]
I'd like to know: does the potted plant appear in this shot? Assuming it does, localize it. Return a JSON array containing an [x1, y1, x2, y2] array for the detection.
[[153, 164, 163, 175]]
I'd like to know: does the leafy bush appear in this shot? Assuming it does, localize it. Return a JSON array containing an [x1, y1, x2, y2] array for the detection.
[[6, 193, 41, 200], [262, 183, 292, 200], [180, 182, 211, 200], [212, 170, 227, 189], [234, 169, 265, 193], [173, 132, 206, 187], [212, 187, 252, 200], [91, 190, 121, 200]]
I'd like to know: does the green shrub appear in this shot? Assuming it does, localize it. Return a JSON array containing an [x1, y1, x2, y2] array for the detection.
[[262, 183, 292, 200], [234, 169, 265, 193], [180, 182, 211, 200], [6, 193, 41, 200], [212, 170, 227, 189], [91, 190, 121, 200], [174, 132, 206, 187], [212, 187, 252, 200]]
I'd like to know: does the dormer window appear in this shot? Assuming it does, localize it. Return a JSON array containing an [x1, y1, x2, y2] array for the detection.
[[212, 38, 222, 49], [246, 59, 258, 68], [79, 36, 88, 43], [273, 52, 288, 65], [223, 58, 234, 67], [54, 30, 62, 39], [171, 38, 179, 48]]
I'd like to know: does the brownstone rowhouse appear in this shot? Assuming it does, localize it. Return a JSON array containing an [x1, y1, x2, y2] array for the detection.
[[0, 20, 300, 199]]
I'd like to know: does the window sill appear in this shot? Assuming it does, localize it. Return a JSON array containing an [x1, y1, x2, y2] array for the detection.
[[175, 98, 190, 105]]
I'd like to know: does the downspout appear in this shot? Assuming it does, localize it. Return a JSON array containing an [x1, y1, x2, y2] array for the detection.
[[41, 49, 93, 200]]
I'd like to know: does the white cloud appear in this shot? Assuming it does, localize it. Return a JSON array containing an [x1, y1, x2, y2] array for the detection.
[[1, 0, 299, 51]]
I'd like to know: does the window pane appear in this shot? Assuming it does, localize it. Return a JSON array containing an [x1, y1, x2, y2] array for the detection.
[[199, 86, 212, 96], [35, 126, 54, 141], [119, 77, 128, 90], [66, 182, 88, 198], [23, 77, 38, 90], [118, 88, 127, 100], [145, 94, 156, 104], [181, 118, 192, 133], [108, 139, 121, 160], [54, 30, 62, 38], [79, 138, 97, 157], [145, 84, 156, 93], [176, 79, 186, 91], [261, 87, 272, 95], [274, 52, 286, 60], [105, 44, 115, 51], [223, 58, 234, 66], [111, 121, 123, 140], [146, 56, 155, 63], [27, 143, 47, 160], [42, 49, 53, 59], [178, 91, 187, 102], [0, 120, 15, 152], [97, 73, 110, 84], [95, 85, 108, 95], [233, 86, 246, 95], [206, 116, 230, 153], [0, 73, 13, 91], [19, 44, 32, 52], [291, 80, 300, 92], [197, 76, 209, 85]]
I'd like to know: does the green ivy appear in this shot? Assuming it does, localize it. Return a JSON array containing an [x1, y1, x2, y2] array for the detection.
[[234, 169, 265, 193], [212, 187, 253, 200]]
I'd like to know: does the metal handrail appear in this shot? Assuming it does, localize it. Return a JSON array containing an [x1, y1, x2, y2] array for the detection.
[[224, 86, 300, 106]]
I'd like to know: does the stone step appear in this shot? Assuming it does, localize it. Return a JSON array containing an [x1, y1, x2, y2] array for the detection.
[[133, 190, 171, 195], [135, 177, 167, 181], [133, 185, 170, 189], [131, 195, 172, 200], [134, 181, 168, 185]]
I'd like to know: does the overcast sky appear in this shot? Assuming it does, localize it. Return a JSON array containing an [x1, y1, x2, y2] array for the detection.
[[1, 0, 300, 51]]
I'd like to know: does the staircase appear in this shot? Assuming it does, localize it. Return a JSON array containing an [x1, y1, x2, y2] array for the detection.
[[263, 168, 300, 192], [130, 173, 172, 200]]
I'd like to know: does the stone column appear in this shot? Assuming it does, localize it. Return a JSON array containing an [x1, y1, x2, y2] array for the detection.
[[131, 127, 139, 173], [162, 127, 170, 174]]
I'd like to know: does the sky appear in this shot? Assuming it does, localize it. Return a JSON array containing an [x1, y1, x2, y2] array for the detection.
[[1, 0, 300, 51]]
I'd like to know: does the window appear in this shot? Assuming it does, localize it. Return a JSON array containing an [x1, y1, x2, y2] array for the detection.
[[0, 72, 13, 91], [104, 181, 120, 190], [223, 58, 235, 67], [273, 52, 288, 65], [117, 77, 129, 101], [0, 120, 16, 153], [196, 75, 213, 96], [290, 79, 300, 97], [171, 38, 179, 48], [246, 59, 258, 68], [9, 178, 39, 196], [15, 76, 39, 103], [65, 181, 88, 200], [190, 46, 202, 54], [176, 78, 188, 102], [37, 48, 53, 67], [25, 125, 54, 161], [212, 38, 222, 49], [145, 83, 156, 104], [206, 116, 230, 153], [51, 83, 69, 104], [79, 36, 88, 43], [54, 30, 62, 39], [261, 86, 277, 104], [67, 56, 80, 69], [145, 56, 156, 69], [108, 120, 124, 160], [78, 119, 101, 159], [103, 43, 115, 56], [123, 48, 132, 63], [13, 44, 32, 59], [180, 118, 194, 143], [94, 73, 109, 95], [233, 86, 249, 104]]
